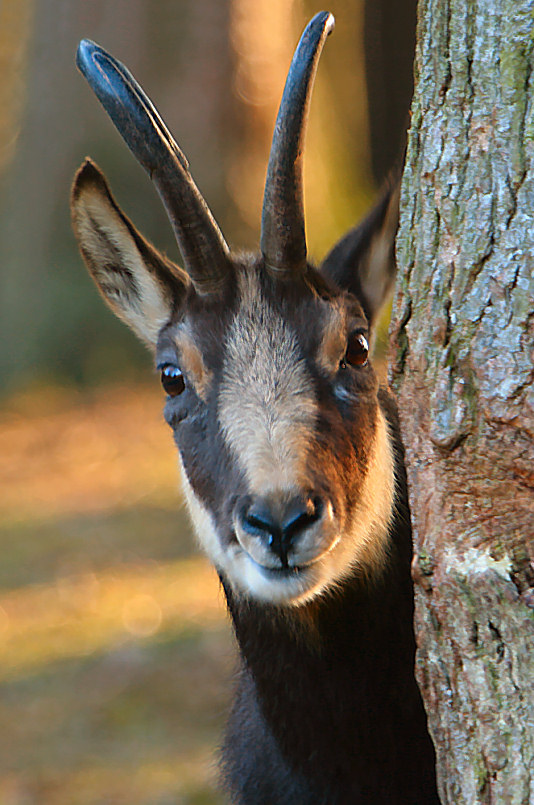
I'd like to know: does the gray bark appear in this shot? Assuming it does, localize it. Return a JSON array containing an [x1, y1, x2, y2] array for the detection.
[[391, 0, 534, 802]]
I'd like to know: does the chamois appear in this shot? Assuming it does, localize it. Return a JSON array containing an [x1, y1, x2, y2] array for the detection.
[[71, 12, 439, 804]]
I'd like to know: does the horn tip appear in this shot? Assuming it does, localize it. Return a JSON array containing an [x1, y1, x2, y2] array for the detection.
[[324, 11, 336, 34], [313, 11, 336, 36], [76, 39, 98, 72]]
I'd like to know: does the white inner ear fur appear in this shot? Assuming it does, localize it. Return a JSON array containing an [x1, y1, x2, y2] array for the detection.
[[75, 188, 172, 346]]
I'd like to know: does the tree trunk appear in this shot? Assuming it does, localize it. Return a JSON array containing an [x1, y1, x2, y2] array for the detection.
[[391, 0, 534, 802]]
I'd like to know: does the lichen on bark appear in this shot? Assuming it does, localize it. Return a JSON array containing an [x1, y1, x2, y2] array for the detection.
[[390, 0, 534, 802]]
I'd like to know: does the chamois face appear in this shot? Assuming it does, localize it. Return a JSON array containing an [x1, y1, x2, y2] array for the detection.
[[155, 258, 394, 605], [71, 13, 398, 605]]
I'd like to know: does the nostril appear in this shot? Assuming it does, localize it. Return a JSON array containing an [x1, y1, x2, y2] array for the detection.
[[240, 501, 281, 541], [282, 496, 322, 540]]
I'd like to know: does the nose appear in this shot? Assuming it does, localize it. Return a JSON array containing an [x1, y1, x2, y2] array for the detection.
[[237, 494, 323, 567]]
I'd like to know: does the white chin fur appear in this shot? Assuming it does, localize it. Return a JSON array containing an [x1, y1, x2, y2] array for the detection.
[[228, 549, 331, 605]]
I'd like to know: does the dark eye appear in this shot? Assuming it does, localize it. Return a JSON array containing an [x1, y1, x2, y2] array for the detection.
[[159, 363, 185, 397], [343, 332, 369, 368]]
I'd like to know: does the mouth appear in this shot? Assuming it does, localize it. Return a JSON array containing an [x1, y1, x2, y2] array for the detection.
[[260, 560, 310, 579], [250, 557, 313, 579], [223, 544, 328, 605]]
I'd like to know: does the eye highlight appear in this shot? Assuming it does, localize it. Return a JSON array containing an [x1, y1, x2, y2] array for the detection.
[[159, 363, 185, 397], [342, 332, 369, 368]]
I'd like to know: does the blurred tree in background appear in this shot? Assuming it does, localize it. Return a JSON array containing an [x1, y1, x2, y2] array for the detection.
[[0, 0, 415, 396]]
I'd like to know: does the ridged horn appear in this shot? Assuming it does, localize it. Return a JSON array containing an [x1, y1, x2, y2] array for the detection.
[[76, 39, 230, 296], [261, 12, 335, 277]]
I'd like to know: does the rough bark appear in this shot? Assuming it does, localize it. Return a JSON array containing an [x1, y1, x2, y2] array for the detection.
[[390, 0, 534, 802]]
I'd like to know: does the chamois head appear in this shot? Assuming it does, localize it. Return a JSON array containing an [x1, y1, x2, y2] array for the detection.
[[71, 13, 399, 606]]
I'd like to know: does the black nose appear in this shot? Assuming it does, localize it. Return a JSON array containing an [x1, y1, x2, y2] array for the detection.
[[238, 494, 323, 566]]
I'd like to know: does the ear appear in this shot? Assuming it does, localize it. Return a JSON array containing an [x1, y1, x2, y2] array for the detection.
[[71, 158, 189, 347], [320, 178, 400, 328]]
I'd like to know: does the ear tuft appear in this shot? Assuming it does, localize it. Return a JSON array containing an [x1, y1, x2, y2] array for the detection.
[[320, 177, 400, 328], [71, 159, 188, 346]]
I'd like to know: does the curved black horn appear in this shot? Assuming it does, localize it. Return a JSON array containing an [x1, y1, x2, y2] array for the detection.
[[261, 12, 335, 277], [76, 39, 230, 296]]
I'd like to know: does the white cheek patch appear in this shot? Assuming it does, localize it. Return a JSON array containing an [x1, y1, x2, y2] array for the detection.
[[218, 298, 317, 495], [176, 454, 226, 569], [339, 406, 395, 577]]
